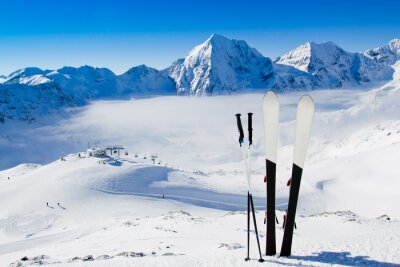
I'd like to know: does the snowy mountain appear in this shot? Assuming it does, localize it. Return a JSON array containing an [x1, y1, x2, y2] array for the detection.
[[0, 66, 122, 123], [0, 65, 175, 123], [276, 41, 394, 88], [169, 34, 275, 95], [364, 39, 400, 65], [1, 34, 400, 123], [0, 82, 72, 123], [119, 64, 175, 95], [169, 34, 318, 95]]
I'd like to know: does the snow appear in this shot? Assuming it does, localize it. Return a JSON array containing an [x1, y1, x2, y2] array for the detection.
[[1, 152, 399, 266], [1, 77, 400, 265]]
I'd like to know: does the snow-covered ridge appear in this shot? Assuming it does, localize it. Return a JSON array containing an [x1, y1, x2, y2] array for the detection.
[[364, 38, 400, 65], [1, 35, 400, 122], [0, 65, 174, 122], [276, 40, 395, 88], [119, 64, 175, 95]]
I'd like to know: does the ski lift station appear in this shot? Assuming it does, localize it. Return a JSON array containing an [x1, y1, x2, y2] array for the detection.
[[86, 145, 125, 158], [86, 147, 107, 157]]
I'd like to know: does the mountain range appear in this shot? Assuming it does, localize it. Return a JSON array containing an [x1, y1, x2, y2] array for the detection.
[[1, 34, 399, 123]]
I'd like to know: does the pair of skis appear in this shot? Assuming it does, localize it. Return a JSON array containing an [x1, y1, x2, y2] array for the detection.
[[235, 92, 314, 259], [235, 113, 264, 262], [263, 91, 314, 256]]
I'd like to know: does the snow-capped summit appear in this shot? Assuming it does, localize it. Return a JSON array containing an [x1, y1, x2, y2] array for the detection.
[[169, 34, 274, 95], [277, 41, 393, 88], [3, 67, 51, 85], [119, 64, 175, 95], [364, 38, 400, 65], [276, 41, 342, 72], [7, 67, 48, 78]]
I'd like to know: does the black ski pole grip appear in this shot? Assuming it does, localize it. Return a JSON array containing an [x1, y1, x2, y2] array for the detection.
[[235, 114, 244, 146], [248, 112, 253, 145]]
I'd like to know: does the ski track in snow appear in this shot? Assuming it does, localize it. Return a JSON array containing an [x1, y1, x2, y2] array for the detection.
[[2, 214, 58, 237]]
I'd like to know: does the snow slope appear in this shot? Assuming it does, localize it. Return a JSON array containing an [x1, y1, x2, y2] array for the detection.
[[1, 153, 399, 266], [1, 81, 400, 265], [1, 82, 399, 215]]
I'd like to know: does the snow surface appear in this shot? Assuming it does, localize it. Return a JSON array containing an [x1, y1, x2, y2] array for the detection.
[[1, 77, 400, 266]]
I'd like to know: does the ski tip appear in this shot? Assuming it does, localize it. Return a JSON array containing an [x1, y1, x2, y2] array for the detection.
[[298, 94, 315, 113], [263, 90, 279, 112], [299, 94, 314, 105], [263, 90, 278, 100]]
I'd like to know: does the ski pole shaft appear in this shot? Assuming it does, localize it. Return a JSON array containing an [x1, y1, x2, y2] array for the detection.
[[236, 114, 244, 146], [245, 191, 250, 261], [250, 194, 264, 262]]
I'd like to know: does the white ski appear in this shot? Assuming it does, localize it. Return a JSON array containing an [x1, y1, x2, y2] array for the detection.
[[263, 90, 280, 255], [280, 94, 314, 257]]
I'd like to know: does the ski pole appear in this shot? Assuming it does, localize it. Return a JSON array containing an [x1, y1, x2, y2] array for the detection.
[[237, 113, 250, 261]]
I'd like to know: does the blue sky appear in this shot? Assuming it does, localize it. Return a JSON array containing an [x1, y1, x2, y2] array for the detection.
[[0, 0, 399, 75]]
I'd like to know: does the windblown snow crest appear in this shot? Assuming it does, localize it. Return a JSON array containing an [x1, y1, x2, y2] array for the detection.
[[1, 34, 399, 122]]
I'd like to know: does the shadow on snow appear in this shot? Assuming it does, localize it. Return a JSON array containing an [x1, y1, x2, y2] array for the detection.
[[291, 251, 400, 267], [91, 164, 286, 211]]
